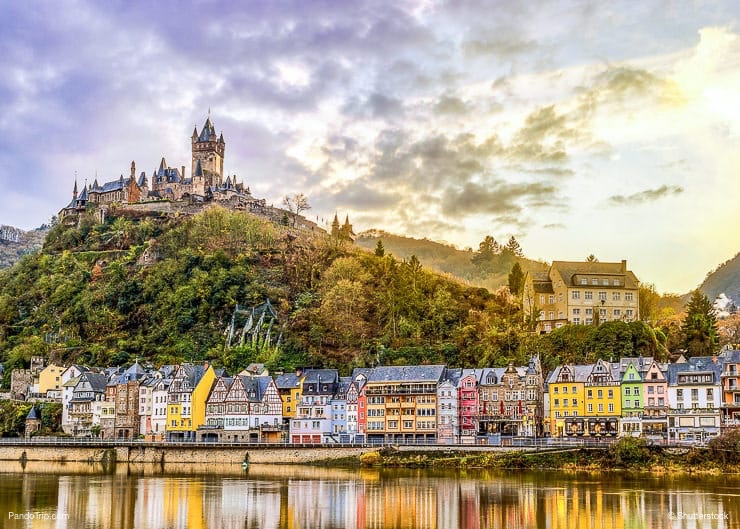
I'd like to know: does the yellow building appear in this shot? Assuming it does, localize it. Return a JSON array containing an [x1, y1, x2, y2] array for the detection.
[[363, 365, 445, 444], [546, 364, 587, 437], [275, 371, 305, 420], [523, 260, 640, 334], [583, 360, 621, 436], [38, 364, 66, 397], [166, 363, 216, 441]]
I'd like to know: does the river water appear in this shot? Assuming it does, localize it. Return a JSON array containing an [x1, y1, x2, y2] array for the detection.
[[1, 461, 738, 528]]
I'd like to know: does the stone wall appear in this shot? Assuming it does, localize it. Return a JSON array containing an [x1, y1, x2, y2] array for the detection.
[[0, 444, 373, 465]]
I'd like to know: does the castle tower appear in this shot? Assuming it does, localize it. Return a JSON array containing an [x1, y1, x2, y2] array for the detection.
[[191, 116, 225, 191]]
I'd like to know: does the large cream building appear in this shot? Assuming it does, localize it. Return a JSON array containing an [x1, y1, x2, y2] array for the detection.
[[523, 260, 640, 333]]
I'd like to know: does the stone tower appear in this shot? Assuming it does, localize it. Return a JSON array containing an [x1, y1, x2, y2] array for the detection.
[[191, 116, 225, 192]]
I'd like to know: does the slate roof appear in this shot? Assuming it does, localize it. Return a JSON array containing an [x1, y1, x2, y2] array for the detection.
[[26, 406, 40, 420], [366, 365, 446, 384], [551, 260, 639, 289], [545, 364, 594, 384], [239, 375, 272, 402], [275, 373, 302, 390], [666, 356, 723, 385]]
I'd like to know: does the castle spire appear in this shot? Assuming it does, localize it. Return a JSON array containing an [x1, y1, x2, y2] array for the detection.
[[73, 173, 78, 200]]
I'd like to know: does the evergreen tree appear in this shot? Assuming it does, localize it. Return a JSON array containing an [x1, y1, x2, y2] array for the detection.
[[505, 236, 523, 257], [508, 262, 524, 296], [471, 235, 499, 273], [680, 290, 719, 356], [374, 240, 385, 257]]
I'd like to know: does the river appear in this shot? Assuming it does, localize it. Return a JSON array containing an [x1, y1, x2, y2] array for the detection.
[[1, 461, 738, 528]]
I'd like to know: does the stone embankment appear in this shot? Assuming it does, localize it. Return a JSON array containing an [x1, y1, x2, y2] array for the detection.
[[0, 443, 373, 465]]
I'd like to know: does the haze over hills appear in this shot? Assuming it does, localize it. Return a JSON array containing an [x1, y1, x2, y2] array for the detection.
[[0, 225, 49, 269], [699, 252, 740, 306], [355, 229, 548, 291]]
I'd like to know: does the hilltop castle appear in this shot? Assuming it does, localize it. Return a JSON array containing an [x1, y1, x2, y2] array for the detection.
[[59, 116, 266, 220]]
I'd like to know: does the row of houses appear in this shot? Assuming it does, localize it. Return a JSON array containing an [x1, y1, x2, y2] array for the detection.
[[12, 348, 740, 444]]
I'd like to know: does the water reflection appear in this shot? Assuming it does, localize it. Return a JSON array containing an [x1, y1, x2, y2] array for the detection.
[[1, 462, 738, 529]]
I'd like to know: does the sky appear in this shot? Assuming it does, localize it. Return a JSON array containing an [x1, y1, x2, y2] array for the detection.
[[1, 0, 739, 294]]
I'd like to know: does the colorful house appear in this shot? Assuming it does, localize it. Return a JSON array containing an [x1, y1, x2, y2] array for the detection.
[[166, 363, 216, 441], [437, 369, 461, 445], [545, 364, 588, 437], [290, 369, 339, 444], [582, 359, 621, 437], [720, 349, 740, 428], [619, 361, 644, 436], [667, 356, 722, 443]]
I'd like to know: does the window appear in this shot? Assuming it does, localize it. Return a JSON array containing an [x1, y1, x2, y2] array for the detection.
[[573, 308, 581, 315], [549, 311, 555, 319], [538, 310, 545, 320], [677, 389, 683, 399], [608, 390, 613, 398], [572, 386, 577, 394], [539, 295, 545, 304], [625, 293, 634, 301], [572, 398, 577, 406], [563, 386, 568, 394], [613, 309, 621, 317], [614, 279, 620, 286], [600, 308, 607, 317], [585, 291, 593, 300], [598, 403, 604, 412], [625, 388, 631, 396], [599, 291, 607, 301], [580, 278, 587, 285], [608, 403, 614, 412], [586, 318, 593, 324], [634, 388, 640, 396], [554, 399, 559, 406], [602, 279, 609, 285], [558, 293, 563, 302], [591, 278, 598, 285], [597, 390, 603, 398], [573, 317, 581, 324], [572, 291, 581, 300], [558, 311, 564, 319], [553, 387, 559, 394], [626, 309, 634, 318], [648, 386, 654, 394], [585, 308, 593, 315], [707, 388, 714, 400], [587, 403, 593, 412], [612, 292, 621, 301], [587, 389, 593, 398]]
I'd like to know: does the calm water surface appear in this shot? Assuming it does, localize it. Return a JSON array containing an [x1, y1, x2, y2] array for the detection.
[[1, 461, 738, 528]]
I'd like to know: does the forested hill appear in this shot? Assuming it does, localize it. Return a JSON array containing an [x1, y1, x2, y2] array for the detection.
[[0, 208, 532, 379], [699, 252, 740, 305], [0, 225, 49, 268], [355, 230, 548, 290], [0, 208, 669, 384]]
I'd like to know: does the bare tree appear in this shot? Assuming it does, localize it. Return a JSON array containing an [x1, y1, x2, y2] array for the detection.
[[282, 193, 311, 228]]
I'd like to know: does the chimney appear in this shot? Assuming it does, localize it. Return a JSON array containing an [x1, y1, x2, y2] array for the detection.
[[296, 368, 303, 377], [621, 260, 627, 272], [203, 361, 209, 370], [181, 165, 186, 179], [712, 354, 718, 364]]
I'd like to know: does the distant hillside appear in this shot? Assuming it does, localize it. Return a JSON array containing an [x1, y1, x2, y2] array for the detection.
[[699, 252, 740, 305], [0, 225, 49, 268], [355, 229, 548, 290]]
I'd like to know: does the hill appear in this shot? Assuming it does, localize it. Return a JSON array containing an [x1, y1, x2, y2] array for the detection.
[[355, 230, 548, 290], [0, 225, 49, 268], [699, 252, 740, 306], [0, 207, 529, 380]]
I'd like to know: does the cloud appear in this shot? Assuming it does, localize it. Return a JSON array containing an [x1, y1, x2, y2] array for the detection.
[[608, 185, 684, 205], [463, 38, 538, 58], [441, 180, 558, 217], [435, 95, 469, 114], [543, 223, 566, 229]]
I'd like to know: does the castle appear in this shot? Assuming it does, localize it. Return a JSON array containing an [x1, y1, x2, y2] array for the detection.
[[59, 116, 266, 219]]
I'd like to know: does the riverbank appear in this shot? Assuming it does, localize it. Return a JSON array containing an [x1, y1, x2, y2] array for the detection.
[[361, 442, 740, 475]]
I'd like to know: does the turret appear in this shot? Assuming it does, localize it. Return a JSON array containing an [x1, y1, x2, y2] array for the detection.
[[191, 115, 225, 188]]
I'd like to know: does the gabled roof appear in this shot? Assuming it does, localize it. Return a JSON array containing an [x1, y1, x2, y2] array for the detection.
[[666, 356, 722, 385], [83, 372, 108, 392], [26, 406, 40, 420]]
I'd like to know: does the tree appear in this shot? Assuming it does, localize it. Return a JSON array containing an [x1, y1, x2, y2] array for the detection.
[[374, 240, 385, 257], [680, 290, 719, 356], [282, 193, 311, 228], [639, 284, 660, 324], [508, 262, 524, 296], [504, 236, 523, 257], [586, 254, 598, 262], [471, 235, 499, 274]]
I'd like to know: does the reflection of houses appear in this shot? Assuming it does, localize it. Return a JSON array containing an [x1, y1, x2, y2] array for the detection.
[[667, 356, 722, 442]]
